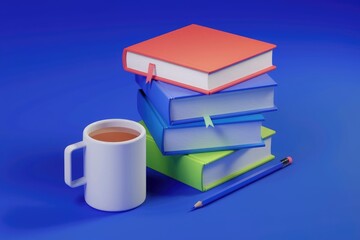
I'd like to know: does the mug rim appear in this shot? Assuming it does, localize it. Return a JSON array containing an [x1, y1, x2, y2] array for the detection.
[[83, 119, 146, 145]]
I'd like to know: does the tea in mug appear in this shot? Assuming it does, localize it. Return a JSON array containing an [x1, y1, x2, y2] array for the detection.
[[89, 127, 140, 142]]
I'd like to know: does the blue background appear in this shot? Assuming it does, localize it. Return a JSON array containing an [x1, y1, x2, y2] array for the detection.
[[1, 0, 359, 239]]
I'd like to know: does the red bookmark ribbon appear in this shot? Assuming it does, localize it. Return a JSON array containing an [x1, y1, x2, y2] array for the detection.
[[146, 63, 156, 84]]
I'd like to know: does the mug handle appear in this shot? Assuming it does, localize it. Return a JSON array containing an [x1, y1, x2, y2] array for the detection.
[[64, 141, 86, 188]]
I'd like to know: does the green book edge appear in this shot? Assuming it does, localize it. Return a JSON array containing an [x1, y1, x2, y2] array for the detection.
[[140, 121, 276, 191], [203, 154, 275, 191]]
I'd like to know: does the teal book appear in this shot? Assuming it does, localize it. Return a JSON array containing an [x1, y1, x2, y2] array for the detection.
[[138, 90, 265, 155], [141, 121, 276, 191]]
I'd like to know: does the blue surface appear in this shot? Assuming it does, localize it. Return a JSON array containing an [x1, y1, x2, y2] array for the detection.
[[201, 159, 287, 207], [1, 0, 359, 239]]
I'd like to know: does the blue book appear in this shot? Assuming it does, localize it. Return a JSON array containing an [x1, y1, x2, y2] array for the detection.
[[135, 74, 277, 125], [137, 90, 265, 155]]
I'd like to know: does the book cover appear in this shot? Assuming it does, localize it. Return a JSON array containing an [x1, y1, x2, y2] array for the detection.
[[141, 121, 276, 191], [137, 90, 265, 155], [123, 24, 276, 94], [136, 73, 277, 125]]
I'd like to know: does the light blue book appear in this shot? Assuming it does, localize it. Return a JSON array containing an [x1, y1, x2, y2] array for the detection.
[[135, 74, 277, 125], [137, 90, 265, 155]]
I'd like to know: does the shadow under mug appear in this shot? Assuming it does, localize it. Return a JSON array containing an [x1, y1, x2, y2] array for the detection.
[[64, 119, 146, 212]]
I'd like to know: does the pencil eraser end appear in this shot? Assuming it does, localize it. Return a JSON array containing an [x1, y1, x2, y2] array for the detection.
[[287, 156, 293, 164]]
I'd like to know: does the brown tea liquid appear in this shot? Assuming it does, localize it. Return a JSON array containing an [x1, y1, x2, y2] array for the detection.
[[89, 127, 140, 142]]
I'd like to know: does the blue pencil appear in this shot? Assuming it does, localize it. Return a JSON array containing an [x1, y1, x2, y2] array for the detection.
[[192, 157, 293, 210]]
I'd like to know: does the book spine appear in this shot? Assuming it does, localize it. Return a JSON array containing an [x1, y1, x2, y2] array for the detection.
[[137, 90, 166, 153], [135, 75, 171, 125]]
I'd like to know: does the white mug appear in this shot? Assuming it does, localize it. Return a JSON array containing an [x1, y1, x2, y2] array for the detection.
[[64, 119, 146, 212]]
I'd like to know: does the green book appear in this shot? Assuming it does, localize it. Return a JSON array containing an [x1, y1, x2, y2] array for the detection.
[[141, 121, 276, 191]]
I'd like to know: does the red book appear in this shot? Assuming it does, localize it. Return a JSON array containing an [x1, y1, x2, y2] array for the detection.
[[123, 24, 276, 94]]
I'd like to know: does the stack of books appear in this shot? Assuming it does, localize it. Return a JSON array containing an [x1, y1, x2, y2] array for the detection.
[[123, 24, 278, 191]]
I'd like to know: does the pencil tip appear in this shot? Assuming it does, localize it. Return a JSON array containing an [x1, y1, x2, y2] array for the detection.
[[189, 201, 203, 212]]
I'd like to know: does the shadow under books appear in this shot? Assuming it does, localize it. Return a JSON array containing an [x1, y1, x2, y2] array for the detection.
[[146, 168, 198, 197]]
